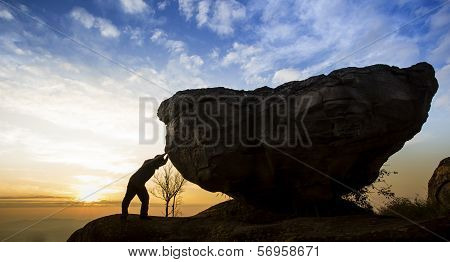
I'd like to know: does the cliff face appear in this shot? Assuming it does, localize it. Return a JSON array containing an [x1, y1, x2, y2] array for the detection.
[[68, 201, 450, 242], [428, 157, 450, 208], [157, 63, 438, 209]]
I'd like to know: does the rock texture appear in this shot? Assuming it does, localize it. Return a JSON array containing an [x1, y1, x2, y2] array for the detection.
[[428, 157, 450, 208], [158, 62, 438, 209], [68, 200, 450, 241]]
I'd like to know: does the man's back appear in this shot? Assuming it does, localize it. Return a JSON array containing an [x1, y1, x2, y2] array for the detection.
[[129, 159, 159, 185]]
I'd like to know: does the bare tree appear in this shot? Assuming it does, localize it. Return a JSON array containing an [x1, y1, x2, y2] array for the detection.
[[170, 171, 186, 217], [150, 162, 186, 218]]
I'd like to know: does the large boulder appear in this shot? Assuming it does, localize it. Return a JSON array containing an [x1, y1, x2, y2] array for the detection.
[[158, 62, 438, 209], [428, 157, 450, 209]]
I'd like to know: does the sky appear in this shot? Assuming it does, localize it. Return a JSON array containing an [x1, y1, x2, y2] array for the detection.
[[0, 0, 449, 211]]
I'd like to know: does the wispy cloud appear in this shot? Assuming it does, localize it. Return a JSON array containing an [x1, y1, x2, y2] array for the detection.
[[0, 42, 167, 175], [178, 0, 196, 19], [0, 34, 31, 55], [70, 7, 120, 38], [429, 3, 450, 30], [0, 7, 14, 20], [157, 0, 172, 10], [124, 26, 145, 46], [150, 28, 205, 76], [217, 0, 424, 85], [434, 64, 450, 109], [429, 34, 450, 65], [119, 0, 150, 14], [179, 0, 246, 36], [151, 29, 186, 53]]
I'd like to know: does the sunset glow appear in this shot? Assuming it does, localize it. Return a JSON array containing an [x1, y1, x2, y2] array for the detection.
[[0, 0, 448, 216]]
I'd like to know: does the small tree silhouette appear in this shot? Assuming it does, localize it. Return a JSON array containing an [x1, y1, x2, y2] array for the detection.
[[150, 162, 186, 217], [343, 169, 398, 209], [170, 169, 186, 217]]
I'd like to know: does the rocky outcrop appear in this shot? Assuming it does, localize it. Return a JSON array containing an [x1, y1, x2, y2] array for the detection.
[[428, 157, 450, 209], [68, 200, 450, 241], [158, 62, 438, 209]]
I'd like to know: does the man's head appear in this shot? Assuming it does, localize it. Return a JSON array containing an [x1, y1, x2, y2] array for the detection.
[[154, 153, 168, 167], [142, 154, 168, 167]]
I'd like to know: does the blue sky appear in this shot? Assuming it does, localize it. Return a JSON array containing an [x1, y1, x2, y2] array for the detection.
[[2, 0, 449, 89], [0, 0, 449, 203]]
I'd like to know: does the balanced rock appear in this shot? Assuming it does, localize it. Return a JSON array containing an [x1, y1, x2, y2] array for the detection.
[[428, 157, 450, 209], [158, 62, 438, 209]]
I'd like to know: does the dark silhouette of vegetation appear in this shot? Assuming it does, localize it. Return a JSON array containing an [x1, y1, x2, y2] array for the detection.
[[344, 168, 449, 219], [343, 169, 398, 209], [170, 169, 186, 217], [378, 197, 449, 219], [150, 162, 186, 217]]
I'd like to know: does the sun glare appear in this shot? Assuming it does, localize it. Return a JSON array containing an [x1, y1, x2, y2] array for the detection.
[[76, 185, 104, 202], [74, 175, 115, 203]]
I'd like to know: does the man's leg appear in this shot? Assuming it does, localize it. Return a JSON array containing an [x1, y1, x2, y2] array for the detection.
[[136, 186, 150, 218], [121, 186, 137, 218]]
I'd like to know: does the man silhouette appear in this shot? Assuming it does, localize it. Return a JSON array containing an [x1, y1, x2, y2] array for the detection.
[[121, 153, 168, 219]]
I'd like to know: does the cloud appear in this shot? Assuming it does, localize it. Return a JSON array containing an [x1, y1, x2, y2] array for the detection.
[[196, 0, 210, 26], [165, 40, 186, 53], [429, 34, 450, 64], [150, 29, 186, 53], [0, 20, 207, 176], [0, 47, 172, 174], [124, 26, 145, 45], [70, 7, 120, 38], [179, 53, 204, 72], [0, 35, 32, 55], [70, 7, 95, 27], [150, 28, 167, 41], [179, 0, 196, 19], [207, 0, 245, 35], [150, 28, 206, 78], [436, 63, 450, 89], [18, 4, 28, 12], [217, 0, 422, 85], [434, 64, 450, 109], [0, 123, 138, 174], [222, 42, 262, 66], [0, 8, 14, 21], [119, 0, 149, 14], [0, 62, 140, 143], [157, 0, 172, 10], [209, 47, 219, 59], [151, 29, 188, 54], [179, 0, 246, 36], [272, 68, 304, 85], [429, 4, 450, 30], [221, 42, 269, 84], [435, 94, 449, 109], [95, 18, 121, 38]]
